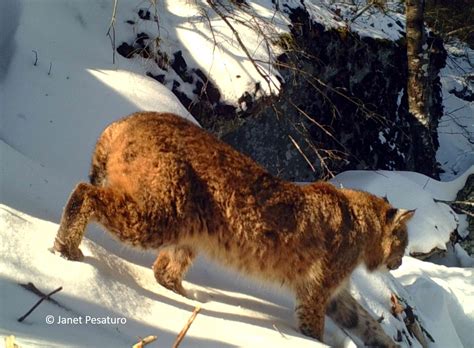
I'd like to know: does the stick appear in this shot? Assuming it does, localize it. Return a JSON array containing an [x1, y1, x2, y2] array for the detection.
[[434, 198, 474, 207], [19, 282, 68, 310], [272, 324, 287, 338], [32, 50, 38, 66], [18, 286, 63, 322], [4, 335, 18, 348], [132, 335, 157, 348], [288, 135, 316, 173], [410, 247, 445, 260], [106, 0, 118, 64], [433, 198, 474, 217], [406, 320, 428, 348], [172, 306, 201, 348]]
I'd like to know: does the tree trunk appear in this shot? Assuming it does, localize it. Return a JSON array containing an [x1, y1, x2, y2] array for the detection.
[[406, 0, 438, 177]]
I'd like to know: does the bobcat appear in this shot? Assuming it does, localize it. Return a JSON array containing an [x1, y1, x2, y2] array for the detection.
[[54, 112, 413, 347]]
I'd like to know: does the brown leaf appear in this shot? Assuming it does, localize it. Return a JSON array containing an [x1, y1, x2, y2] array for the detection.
[[390, 293, 404, 316]]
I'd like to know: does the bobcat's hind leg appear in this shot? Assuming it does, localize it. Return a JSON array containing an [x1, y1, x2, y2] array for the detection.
[[54, 182, 154, 261], [327, 287, 400, 348], [153, 245, 196, 297]]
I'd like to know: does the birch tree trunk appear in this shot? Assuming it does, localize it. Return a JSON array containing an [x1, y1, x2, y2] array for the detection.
[[406, 0, 438, 177]]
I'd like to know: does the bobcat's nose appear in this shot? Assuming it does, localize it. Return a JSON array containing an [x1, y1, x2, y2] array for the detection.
[[387, 258, 402, 270]]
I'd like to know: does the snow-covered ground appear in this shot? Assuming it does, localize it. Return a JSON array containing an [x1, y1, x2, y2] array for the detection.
[[1, 0, 473, 347], [436, 42, 474, 180]]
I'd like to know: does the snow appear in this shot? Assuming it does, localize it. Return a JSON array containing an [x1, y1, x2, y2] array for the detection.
[[279, 0, 405, 41], [0, 0, 193, 222], [0, 205, 321, 348], [114, 0, 290, 105], [392, 257, 474, 348], [332, 1, 406, 41], [110, 0, 409, 108], [2, 203, 472, 348], [436, 43, 474, 180], [1, 0, 473, 347]]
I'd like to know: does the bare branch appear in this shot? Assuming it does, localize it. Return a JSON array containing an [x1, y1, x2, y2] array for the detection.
[[106, 0, 118, 64], [288, 135, 316, 173], [18, 285, 63, 322], [132, 335, 158, 348], [206, 0, 280, 94], [172, 305, 201, 348]]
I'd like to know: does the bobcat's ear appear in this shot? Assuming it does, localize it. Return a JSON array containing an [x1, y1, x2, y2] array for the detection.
[[386, 208, 416, 225]]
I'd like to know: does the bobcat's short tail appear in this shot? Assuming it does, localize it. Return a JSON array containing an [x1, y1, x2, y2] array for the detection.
[[89, 123, 116, 187], [89, 153, 107, 186]]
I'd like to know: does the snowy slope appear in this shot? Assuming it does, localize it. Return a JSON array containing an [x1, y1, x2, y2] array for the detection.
[[2, 196, 473, 348], [0, 204, 323, 348], [436, 43, 474, 180], [111, 0, 408, 107], [392, 257, 474, 348], [1, 1, 473, 348], [0, 0, 193, 223]]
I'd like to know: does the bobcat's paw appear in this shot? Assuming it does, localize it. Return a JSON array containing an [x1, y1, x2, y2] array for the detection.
[[298, 323, 323, 341], [366, 340, 401, 348], [52, 237, 84, 261], [157, 279, 189, 298]]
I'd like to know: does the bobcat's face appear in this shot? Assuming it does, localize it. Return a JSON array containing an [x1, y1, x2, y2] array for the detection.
[[384, 208, 414, 270], [386, 223, 409, 270]]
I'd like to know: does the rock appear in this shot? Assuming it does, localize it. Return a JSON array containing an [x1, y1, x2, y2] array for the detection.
[[138, 9, 151, 20], [117, 42, 135, 59], [125, 4, 447, 182], [456, 174, 474, 255], [171, 51, 193, 84], [222, 7, 446, 180]]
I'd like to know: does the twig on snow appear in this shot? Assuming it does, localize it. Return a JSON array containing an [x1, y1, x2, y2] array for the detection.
[[32, 50, 38, 66], [172, 305, 201, 348], [106, 0, 118, 64], [4, 335, 18, 348], [272, 323, 287, 338], [433, 198, 474, 217], [18, 285, 63, 322], [132, 335, 157, 348], [19, 282, 68, 310]]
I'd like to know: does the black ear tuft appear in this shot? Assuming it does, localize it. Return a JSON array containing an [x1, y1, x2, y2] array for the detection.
[[386, 208, 398, 222], [387, 208, 416, 225]]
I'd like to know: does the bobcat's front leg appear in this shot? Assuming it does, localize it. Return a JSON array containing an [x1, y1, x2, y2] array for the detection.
[[295, 282, 330, 341], [153, 245, 196, 297]]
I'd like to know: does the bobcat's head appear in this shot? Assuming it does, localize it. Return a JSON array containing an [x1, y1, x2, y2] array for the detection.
[[383, 208, 414, 270]]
